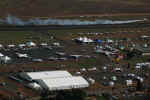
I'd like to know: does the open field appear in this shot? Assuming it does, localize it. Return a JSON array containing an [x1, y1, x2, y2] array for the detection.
[[0, 21, 150, 100], [0, 0, 150, 17], [0, 25, 150, 69]]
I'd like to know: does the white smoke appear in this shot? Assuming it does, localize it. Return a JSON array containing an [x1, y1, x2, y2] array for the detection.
[[0, 14, 148, 26]]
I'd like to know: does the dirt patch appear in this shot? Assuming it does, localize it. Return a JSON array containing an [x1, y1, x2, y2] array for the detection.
[[0, 0, 150, 17]]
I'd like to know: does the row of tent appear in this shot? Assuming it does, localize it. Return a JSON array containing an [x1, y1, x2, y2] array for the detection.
[[0, 41, 36, 48], [0, 42, 61, 48], [73, 37, 126, 44]]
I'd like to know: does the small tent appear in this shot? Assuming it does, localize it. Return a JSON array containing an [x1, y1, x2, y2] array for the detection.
[[0, 56, 11, 63], [26, 41, 36, 47], [0, 53, 4, 57], [28, 82, 41, 90], [0, 44, 3, 48], [95, 39, 102, 44], [18, 44, 26, 48]]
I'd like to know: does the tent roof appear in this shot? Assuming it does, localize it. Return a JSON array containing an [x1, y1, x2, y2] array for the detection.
[[26, 70, 72, 80], [0, 53, 4, 57], [40, 76, 89, 90]]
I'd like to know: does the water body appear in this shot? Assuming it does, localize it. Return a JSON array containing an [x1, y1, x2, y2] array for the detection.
[[0, 15, 148, 26]]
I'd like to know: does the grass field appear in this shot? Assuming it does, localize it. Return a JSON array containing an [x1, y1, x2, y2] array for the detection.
[[0, 25, 149, 44]]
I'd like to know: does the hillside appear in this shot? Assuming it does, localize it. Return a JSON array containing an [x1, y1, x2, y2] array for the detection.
[[0, 0, 150, 17]]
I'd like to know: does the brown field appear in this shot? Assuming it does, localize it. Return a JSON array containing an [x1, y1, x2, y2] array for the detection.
[[0, 0, 150, 17]]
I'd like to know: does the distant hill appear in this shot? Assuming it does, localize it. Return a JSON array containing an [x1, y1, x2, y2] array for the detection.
[[0, 0, 150, 17]]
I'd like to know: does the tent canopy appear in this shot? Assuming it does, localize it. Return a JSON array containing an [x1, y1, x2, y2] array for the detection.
[[39, 76, 89, 91]]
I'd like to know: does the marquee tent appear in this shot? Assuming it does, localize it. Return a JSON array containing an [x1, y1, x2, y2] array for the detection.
[[38, 76, 89, 91]]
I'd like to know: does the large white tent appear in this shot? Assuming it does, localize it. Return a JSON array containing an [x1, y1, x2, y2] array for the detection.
[[19, 70, 72, 80], [38, 76, 89, 91], [19, 70, 89, 91]]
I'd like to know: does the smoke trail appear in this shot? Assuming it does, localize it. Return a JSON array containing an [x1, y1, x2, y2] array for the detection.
[[0, 15, 148, 26]]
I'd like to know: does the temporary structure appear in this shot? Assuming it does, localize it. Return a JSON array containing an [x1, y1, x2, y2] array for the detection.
[[19, 70, 89, 91], [18, 44, 26, 48], [0, 56, 11, 63], [74, 37, 93, 43], [0, 44, 3, 48], [8, 44, 15, 48], [28, 82, 41, 90], [53, 42, 60, 46], [38, 76, 89, 91], [88, 78, 95, 84], [111, 76, 117, 81], [16, 53, 28, 58], [19, 70, 72, 80], [126, 80, 133, 86], [0, 53, 4, 57], [26, 41, 36, 47], [109, 81, 114, 86], [40, 43, 48, 46]]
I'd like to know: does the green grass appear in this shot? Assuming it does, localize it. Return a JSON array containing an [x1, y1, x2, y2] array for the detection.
[[0, 25, 148, 44], [0, 31, 51, 44]]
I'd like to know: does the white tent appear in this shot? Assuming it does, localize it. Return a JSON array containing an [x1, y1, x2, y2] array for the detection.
[[26, 41, 36, 47], [19, 70, 72, 80], [39, 76, 89, 91], [19, 70, 89, 91], [109, 81, 114, 86], [136, 76, 144, 82], [18, 44, 26, 48], [107, 39, 114, 43], [88, 78, 95, 84], [88, 67, 97, 71], [53, 42, 60, 46], [28, 82, 41, 90], [75, 37, 93, 43], [40, 43, 48, 46], [0, 53, 4, 57], [16, 53, 28, 58], [8, 44, 15, 48], [111, 76, 117, 81], [126, 80, 133, 86], [0, 56, 11, 63], [0, 44, 3, 48]]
